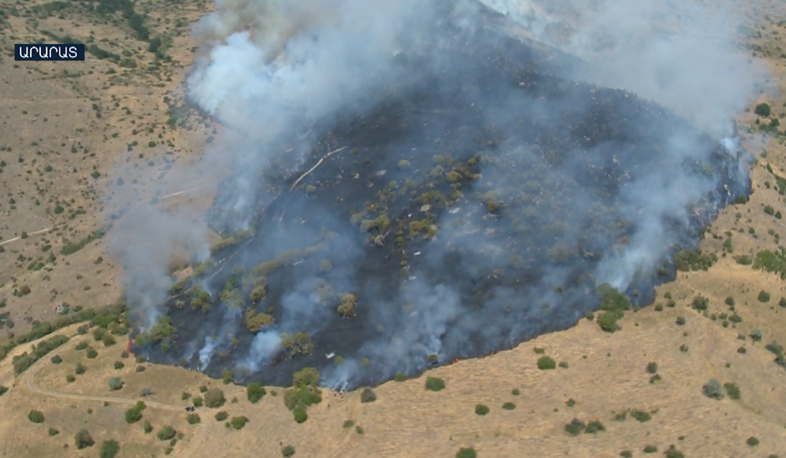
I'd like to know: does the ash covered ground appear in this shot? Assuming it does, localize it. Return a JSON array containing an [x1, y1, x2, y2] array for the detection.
[[125, 0, 755, 389]]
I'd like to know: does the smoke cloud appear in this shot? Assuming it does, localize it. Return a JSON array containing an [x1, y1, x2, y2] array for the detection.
[[118, 0, 762, 389]]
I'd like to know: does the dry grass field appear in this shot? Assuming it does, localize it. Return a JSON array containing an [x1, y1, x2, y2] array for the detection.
[[1, 0, 786, 457]]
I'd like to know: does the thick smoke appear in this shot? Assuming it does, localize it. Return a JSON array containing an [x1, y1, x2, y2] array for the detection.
[[120, 0, 762, 388]]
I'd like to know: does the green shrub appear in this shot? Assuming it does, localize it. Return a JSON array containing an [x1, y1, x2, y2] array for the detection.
[[214, 411, 228, 421], [108, 377, 123, 391], [75, 362, 86, 374], [66, 374, 76, 383], [192, 397, 203, 408], [724, 382, 741, 400], [455, 448, 477, 458], [281, 445, 296, 457], [293, 406, 308, 423], [86, 348, 98, 359], [204, 388, 225, 408], [692, 295, 709, 311], [0, 386, 6, 397], [28, 410, 45, 423], [125, 406, 143, 423], [99, 440, 120, 458], [643, 445, 658, 453], [360, 388, 377, 403], [230, 416, 248, 429], [646, 362, 657, 374], [502, 402, 516, 410], [114, 361, 124, 369], [702, 378, 723, 400], [187, 413, 200, 425], [755, 103, 771, 117], [584, 420, 605, 433], [74, 429, 94, 449], [663, 445, 685, 458], [394, 372, 406, 382], [475, 404, 489, 415], [537, 356, 556, 370], [48, 427, 59, 436], [631, 410, 651, 422], [747, 436, 759, 446], [676, 316, 686, 326], [247, 382, 266, 403], [143, 420, 153, 434], [50, 355, 62, 364], [758, 290, 771, 302], [156, 426, 176, 441], [565, 418, 585, 436], [425, 376, 445, 391]]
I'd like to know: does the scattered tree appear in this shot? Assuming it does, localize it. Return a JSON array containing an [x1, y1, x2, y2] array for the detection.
[[74, 429, 94, 449], [28, 410, 44, 423]]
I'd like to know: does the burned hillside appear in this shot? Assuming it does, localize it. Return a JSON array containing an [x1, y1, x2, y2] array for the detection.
[[129, 0, 751, 389]]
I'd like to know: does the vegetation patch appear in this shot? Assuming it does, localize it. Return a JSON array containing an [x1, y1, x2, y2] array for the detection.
[[425, 376, 446, 391]]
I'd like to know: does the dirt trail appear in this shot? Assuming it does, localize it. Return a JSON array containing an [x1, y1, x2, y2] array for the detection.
[[24, 364, 183, 412]]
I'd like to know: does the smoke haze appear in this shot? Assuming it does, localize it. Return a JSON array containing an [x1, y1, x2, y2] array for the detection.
[[117, 0, 762, 388]]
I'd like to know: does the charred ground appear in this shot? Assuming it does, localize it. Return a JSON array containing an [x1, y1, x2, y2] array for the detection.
[[132, 2, 751, 389]]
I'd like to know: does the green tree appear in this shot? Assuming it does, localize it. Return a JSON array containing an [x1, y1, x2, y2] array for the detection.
[[99, 440, 120, 458], [247, 382, 266, 403], [28, 410, 44, 423], [74, 429, 94, 449], [204, 388, 225, 408]]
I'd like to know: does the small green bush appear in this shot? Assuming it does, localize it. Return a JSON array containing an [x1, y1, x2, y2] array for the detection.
[[425, 376, 445, 391], [247, 382, 266, 403], [293, 406, 308, 423], [108, 377, 123, 391], [702, 378, 724, 400], [281, 445, 296, 457], [631, 410, 651, 422], [455, 448, 477, 458], [187, 413, 200, 425], [143, 420, 153, 434], [646, 362, 657, 374], [215, 411, 228, 421], [50, 355, 62, 364], [724, 382, 741, 400], [537, 356, 556, 370], [643, 445, 658, 453], [584, 420, 605, 434], [394, 372, 405, 382], [565, 418, 585, 436], [230, 416, 248, 429], [99, 439, 120, 458], [747, 436, 759, 446], [156, 426, 176, 441], [758, 291, 771, 303], [86, 348, 98, 359], [74, 429, 94, 449], [28, 410, 45, 423], [360, 387, 377, 403], [475, 404, 489, 415], [113, 361, 124, 369], [204, 388, 225, 408], [502, 402, 516, 410]]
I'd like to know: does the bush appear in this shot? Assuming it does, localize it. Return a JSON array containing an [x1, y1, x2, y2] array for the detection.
[[102, 334, 116, 347], [247, 382, 266, 403], [565, 418, 585, 436], [631, 410, 651, 422], [293, 406, 308, 423], [192, 397, 203, 407], [643, 445, 658, 453], [0, 386, 7, 397], [360, 387, 377, 403], [502, 402, 516, 410], [230, 416, 248, 429], [28, 410, 45, 423], [204, 388, 225, 408], [50, 355, 62, 364], [750, 328, 762, 342], [75, 362, 86, 374], [86, 348, 98, 359], [157, 426, 176, 441], [143, 420, 153, 434], [702, 378, 724, 400], [125, 406, 143, 423], [692, 295, 709, 311], [425, 376, 445, 391], [646, 362, 658, 374], [724, 382, 741, 400], [758, 291, 771, 303], [48, 427, 59, 436], [281, 445, 296, 457], [584, 420, 605, 434], [114, 361, 124, 369], [475, 404, 489, 415], [66, 374, 76, 383], [537, 356, 556, 370], [455, 448, 477, 458], [747, 436, 759, 446], [187, 413, 200, 425], [74, 429, 94, 449], [214, 411, 228, 421], [108, 377, 123, 391], [99, 440, 120, 458], [676, 317, 686, 326], [755, 103, 771, 117]]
